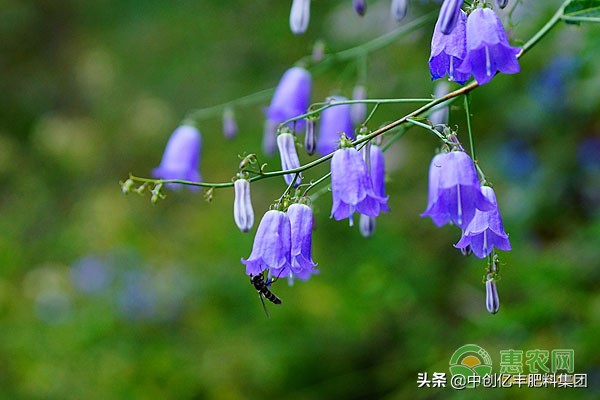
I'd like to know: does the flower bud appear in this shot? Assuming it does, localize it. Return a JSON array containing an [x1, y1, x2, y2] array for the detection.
[[495, 0, 509, 9], [485, 274, 500, 314], [353, 0, 366, 16], [277, 133, 303, 187], [305, 117, 317, 156], [234, 179, 254, 233], [222, 107, 238, 140], [438, 0, 464, 35], [121, 178, 134, 194], [359, 214, 376, 237], [290, 0, 310, 35], [430, 81, 450, 128], [351, 85, 367, 125], [390, 0, 408, 22], [312, 40, 325, 62]]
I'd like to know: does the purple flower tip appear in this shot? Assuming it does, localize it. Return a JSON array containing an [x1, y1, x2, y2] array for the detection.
[[353, 0, 366, 16], [438, 0, 464, 35], [421, 151, 493, 229], [153, 125, 202, 190], [316, 97, 354, 156], [454, 186, 511, 259], [429, 9, 471, 84], [288, 204, 318, 280], [266, 67, 312, 133]]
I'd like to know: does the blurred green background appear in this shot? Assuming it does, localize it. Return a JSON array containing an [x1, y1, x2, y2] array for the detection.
[[1, 0, 599, 398]]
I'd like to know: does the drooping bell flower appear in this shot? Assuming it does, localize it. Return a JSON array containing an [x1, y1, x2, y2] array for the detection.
[[437, 0, 464, 35], [153, 125, 202, 190], [485, 273, 500, 314], [390, 0, 408, 22], [241, 210, 292, 277], [456, 7, 521, 86], [351, 85, 367, 125], [429, 9, 471, 84], [287, 203, 318, 280], [358, 143, 389, 237], [233, 178, 254, 233], [290, 0, 311, 35], [222, 107, 238, 140], [353, 0, 366, 16], [331, 146, 388, 224], [454, 186, 511, 258], [421, 151, 493, 229], [277, 132, 303, 187], [266, 67, 312, 133], [316, 97, 354, 156]]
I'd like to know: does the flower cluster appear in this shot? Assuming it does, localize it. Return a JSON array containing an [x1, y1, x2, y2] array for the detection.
[[429, 2, 521, 85], [241, 204, 318, 282]]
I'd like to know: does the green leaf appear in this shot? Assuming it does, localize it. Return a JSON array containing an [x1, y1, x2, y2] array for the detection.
[[563, 0, 600, 24]]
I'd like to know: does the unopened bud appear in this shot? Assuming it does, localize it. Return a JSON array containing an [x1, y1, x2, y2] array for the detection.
[[151, 183, 163, 204], [305, 118, 317, 155], [222, 107, 238, 140], [290, 0, 310, 35], [234, 179, 254, 232], [485, 274, 500, 314], [277, 133, 303, 187], [121, 179, 134, 194], [390, 0, 408, 22], [359, 214, 376, 237], [438, 0, 464, 35], [353, 0, 366, 16], [495, 0, 509, 9], [351, 85, 367, 125]]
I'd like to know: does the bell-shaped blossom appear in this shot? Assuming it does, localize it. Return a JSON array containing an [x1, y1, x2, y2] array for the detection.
[[305, 117, 317, 156], [429, 9, 471, 84], [287, 204, 318, 280], [365, 144, 390, 212], [390, 0, 408, 22], [153, 125, 202, 190], [277, 132, 303, 187], [485, 274, 500, 314], [351, 85, 367, 125], [290, 0, 311, 35], [421, 151, 493, 229], [456, 8, 521, 86], [437, 0, 464, 35], [353, 0, 366, 16], [316, 97, 354, 156], [241, 210, 292, 277], [233, 178, 254, 233], [331, 147, 388, 223], [266, 67, 311, 134], [454, 186, 511, 258], [222, 107, 237, 140]]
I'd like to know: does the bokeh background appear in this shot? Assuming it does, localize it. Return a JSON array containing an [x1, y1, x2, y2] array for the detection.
[[1, 0, 599, 398]]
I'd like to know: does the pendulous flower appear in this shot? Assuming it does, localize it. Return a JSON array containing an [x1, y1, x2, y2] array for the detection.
[[353, 0, 366, 16], [359, 143, 389, 237], [331, 146, 388, 224], [241, 210, 292, 277], [485, 273, 500, 314], [429, 9, 471, 84], [290, 0, 311, 34], [437, 0, 464, 35], [390, 0, 408, 22], [266, 67, 311, 132], [454, 186, 511, 258], [421, 151, 493, 229], [233, 178, 254, 233], [456, 7, 521, 86], [287, 203, 318, 280], [316, 97, 354, 156], [277, 132, 303, 187], [153, 125, 202, 189]]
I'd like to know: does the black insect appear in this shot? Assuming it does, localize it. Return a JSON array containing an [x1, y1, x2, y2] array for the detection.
[[251, 272, 281, 318]]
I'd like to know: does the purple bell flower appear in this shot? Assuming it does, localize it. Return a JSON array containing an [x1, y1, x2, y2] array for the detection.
[[241, 210, 292, 277], [290, 0, 311, 35], [421, 151, 493, 229], [454, 186, 511, 258], [233, 178, 254, 233], [485, 273, 500, 314], [358, 143, 389, 237], [266, 67, 312, 133], [429, 9, 471, 84], [316, 97, 354, 156], [331, 147, 388, 224], [153, 125, 202, 190], [277, 132, 303, 187], [351, 85, 367, 125], [456, 8, 521, 86], [437, 0, 464, 35], [353, 0, 366, 16], [288, 204, 318, 280]]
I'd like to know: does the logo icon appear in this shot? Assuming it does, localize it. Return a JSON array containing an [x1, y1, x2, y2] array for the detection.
[[449, 344, 493, 387]]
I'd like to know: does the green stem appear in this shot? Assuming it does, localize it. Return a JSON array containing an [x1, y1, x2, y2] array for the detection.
[[464, 93, 475, 162]]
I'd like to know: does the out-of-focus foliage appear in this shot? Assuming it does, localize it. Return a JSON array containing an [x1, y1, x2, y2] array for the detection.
[[0, 0, 599, 398]]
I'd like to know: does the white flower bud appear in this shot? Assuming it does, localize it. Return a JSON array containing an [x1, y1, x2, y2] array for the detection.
[[290, 0, 310, 35], [234, 179, 254, 233]]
